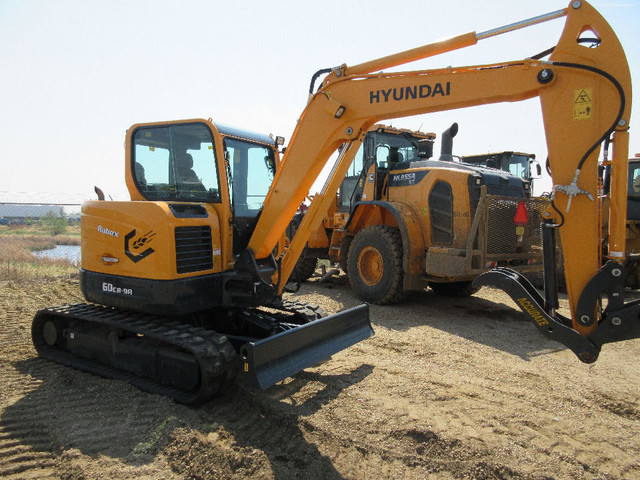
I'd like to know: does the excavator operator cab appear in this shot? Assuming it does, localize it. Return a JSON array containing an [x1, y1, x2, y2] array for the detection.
[[129, 120, 279, 254]]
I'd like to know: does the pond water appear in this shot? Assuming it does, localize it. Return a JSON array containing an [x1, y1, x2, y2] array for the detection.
[[34, 245, 81, 265]]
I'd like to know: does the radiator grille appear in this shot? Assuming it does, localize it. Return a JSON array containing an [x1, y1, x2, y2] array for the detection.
[[175, 226, 213, 274], [485, 197, 547, 255], [429, 180, 453, 244]]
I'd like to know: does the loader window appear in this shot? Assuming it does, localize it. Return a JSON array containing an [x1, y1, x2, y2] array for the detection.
[[132, 123, 221, 203], [372, 132, 420, 169], [505, 155, 530, 180], [629, 164, 640, 195]]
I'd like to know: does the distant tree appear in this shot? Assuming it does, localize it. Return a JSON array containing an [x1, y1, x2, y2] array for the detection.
[[41, 211, 67, 236]]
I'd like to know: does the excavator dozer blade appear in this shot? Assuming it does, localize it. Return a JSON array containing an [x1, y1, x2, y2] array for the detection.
[[239, 304, 372, 389]]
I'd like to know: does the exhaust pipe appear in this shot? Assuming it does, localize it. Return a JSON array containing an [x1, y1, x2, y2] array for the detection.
[[438, 122, 458, 162]]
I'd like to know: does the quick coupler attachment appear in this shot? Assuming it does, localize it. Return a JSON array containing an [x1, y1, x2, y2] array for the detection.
[[475, 264, 640, 363], [577, 261, 640, 360], [239, 304, 373, 389], [473, 268, 601, 363]]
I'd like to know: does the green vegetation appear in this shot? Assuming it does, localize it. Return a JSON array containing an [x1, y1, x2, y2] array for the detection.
[[41, 211, 68, 236], [0, 223, 81, 281]]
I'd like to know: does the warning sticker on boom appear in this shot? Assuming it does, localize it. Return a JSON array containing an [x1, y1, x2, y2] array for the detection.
[[573, 88, 593, 120]]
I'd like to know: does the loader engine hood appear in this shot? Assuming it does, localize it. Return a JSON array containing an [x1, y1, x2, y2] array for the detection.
[[407, 159, 532, 199], [459, 162, 532, 218]]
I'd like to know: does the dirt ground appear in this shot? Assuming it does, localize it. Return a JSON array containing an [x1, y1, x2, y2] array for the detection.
[[1, 275, 639, 480]]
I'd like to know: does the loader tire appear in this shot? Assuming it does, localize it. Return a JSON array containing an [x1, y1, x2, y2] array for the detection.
[[339, 236, 353, 275], [294, 258, 318, 282], [285, 215, 317, 282], [347, 225, 407, 305]]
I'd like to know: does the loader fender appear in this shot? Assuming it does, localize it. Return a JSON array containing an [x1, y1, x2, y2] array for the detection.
[[345, 201, 426, 280]]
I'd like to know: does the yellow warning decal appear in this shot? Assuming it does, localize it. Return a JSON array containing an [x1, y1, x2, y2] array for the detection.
[[573, 88, 593, 120], [244, 362, 249, 372]]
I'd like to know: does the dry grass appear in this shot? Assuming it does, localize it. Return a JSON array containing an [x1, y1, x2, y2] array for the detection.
[[0, 226, 81, 281]]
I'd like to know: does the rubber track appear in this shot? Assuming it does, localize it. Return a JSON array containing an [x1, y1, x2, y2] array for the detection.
[[32, 303, 239, 405]]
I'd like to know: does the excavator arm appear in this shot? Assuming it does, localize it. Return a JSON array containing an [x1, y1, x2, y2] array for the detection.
[[247, 1, 634, 361]]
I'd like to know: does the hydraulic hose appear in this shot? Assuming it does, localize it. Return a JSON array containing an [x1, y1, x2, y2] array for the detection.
[[309, 68, 333, 96]]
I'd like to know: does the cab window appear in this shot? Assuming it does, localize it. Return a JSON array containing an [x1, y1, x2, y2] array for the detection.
[[132, 122, 221, 202], [224, 137, 276, 217]]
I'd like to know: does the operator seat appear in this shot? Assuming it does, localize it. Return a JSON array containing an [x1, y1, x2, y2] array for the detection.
[[176, 153, 205, 191], [134, 162, 147, 186], [377, 150, 405, 197]]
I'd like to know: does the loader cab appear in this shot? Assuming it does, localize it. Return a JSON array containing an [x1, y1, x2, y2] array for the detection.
[[338, 126, 436, 212]]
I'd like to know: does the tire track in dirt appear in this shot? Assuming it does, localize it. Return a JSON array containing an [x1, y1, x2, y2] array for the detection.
[[0, 281, 60, 479], [0, 279, 179, 478], [195, 362, 526, 480], [294, 283, 640, 479], [162, 386, 350, 480], [0, 378, 57, 480], [1, 356, 191, 479], [1, 277, 639, 479], [0, 427, 57, 479]]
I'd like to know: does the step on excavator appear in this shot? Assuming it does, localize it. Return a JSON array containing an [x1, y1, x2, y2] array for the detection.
[[33, 0, 636, 404]]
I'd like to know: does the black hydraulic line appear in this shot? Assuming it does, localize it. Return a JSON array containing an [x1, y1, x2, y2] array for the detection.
[[550, 61, 625, 172], [537, 60, 625, 227], [529, 38, 601, 61], [309, 68, 333, 95]]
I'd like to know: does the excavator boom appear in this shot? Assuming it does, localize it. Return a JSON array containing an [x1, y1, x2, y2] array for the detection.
[[247, 1, 635, 361]]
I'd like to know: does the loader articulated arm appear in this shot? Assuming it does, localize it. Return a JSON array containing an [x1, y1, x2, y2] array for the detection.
[[245, 1, 634, 361]]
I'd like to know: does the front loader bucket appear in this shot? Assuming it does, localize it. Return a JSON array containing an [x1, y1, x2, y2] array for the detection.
[[239, 304, 372, 389]]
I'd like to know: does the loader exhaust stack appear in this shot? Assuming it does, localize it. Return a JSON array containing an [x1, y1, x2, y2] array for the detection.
[[438, 123, 458, 162]]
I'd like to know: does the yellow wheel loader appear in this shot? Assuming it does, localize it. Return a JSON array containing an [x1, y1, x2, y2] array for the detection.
[[33, 1, 638, 403], [293, 123, 548, 304]]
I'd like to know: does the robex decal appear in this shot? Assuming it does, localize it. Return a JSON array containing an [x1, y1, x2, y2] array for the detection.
[[98, 225, 119, 238], [124, 229, 157, 263], [370, 82, 451, 104], [517, 297, 549, 326]]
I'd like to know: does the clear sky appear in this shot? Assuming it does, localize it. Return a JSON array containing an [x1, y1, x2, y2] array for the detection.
[[0, 0, 638, 202]]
